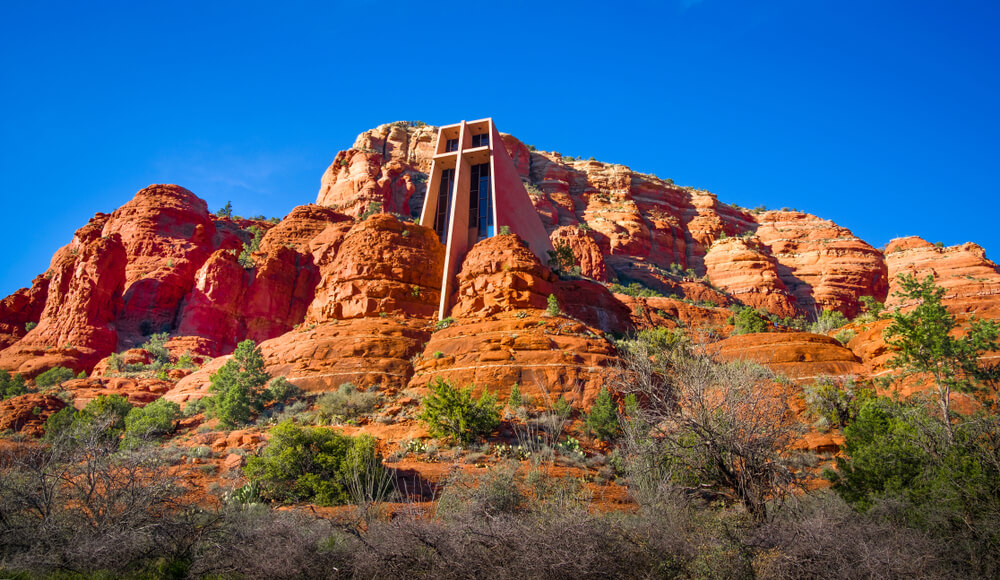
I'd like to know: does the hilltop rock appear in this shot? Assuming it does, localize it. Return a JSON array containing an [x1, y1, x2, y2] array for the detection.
[[753, 210, 888, 318], [450, 234, 557, 318], [0, 275, 49, 350], [0, 233, 126, 376], [884, 236, 1000, 317], [550, 226, 610, 282]]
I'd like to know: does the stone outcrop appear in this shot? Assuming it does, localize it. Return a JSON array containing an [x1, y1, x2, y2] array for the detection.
[[884, 236, 1000, 317], [708, 332, 864, 381], [0, 393, 67, 437], [0, 275, 49, 350], [753, 211, 888, 318], [0, 232, 126, 376], [305, 214, 444, 322], [550, 226, 610, 282], [704, 236, 799, 317]]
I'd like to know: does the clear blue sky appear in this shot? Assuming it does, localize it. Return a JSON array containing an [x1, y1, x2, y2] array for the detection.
[[2, 0, 998, 296]]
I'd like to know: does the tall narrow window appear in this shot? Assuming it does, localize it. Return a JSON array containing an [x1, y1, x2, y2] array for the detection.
[[469, 162, 492, 240], [434, 168, 455, 243], [471, 133, 489, 148], [445, 138, 459, 152]]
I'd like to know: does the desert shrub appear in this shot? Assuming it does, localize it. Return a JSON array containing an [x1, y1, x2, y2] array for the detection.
[[435, 316, 456, 330], [45, 394, 134, 444], [217, 201, 233, 218], [546, 293, 560, 316], [359, 201, 382, 220], [314, 383, 379, 424], [811, 308, 848, 333], [203, 339, 272, 429], [0, 371, 26, 399], [243, 421, 393, 506], [803, 377, 874, 429], [123, 398, 181, 447], [24, 321, 36, 331], [141, 332, 171, 366], [727, 305, 771, 334], [418, 378, 500, 443], [34, 366, 74, 387], [853, 295, 886, 323], [507, 383, 523, 409], [586, 387, 621, 442], [833, 328, 856, 345], [546, 242, 577, 277], [551, 395, 573, 419], [608, 281, 664, 298]]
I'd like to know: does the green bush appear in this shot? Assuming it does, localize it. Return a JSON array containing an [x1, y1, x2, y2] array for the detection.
[[811, 309, 848, 334], [45, 394, 134, 443], [238, 225, 263, 269], [203, 340, 273, 429], [607, 281, 664, 298], [0, 371, 27, 399], [314, 383, 379, 424], [217, 201, 233, 218], [586, 387, 621, 442], [727, 306, 770, 334], [266, 376, 302, 405], [853, 295, 885, 323], [552, 395, 573, 419], [123, 398, 181, 446], [243, 421, 392, 506], [546, 294, 560, 316], [24, 321, 36, 331], [803, 377, 874, 429], [834, 328, 856, 345], [141, 332, 172, 366], [35, 366, 75, 387], [418, 378, 500, 443], [507, 383, 523, 409], [547, 242, 577, 277]]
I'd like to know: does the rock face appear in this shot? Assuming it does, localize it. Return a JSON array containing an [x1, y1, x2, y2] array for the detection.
[[0, 231, 127, 376], [884, 236, 1000, 316], [305, 214, 444, 322], [550, 226, 610, 282], [0, 275, 49, 350], [708, 332, 864, 381], [0, 393, 66, 437], [704, 237, 799, 318], [101, 184, 244, 346], [449, 235, 557, 318], [753, 211, 888, 318]]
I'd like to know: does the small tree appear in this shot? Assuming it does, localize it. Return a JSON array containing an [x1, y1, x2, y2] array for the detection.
[[546, 294, 561, 316], [585, 387, 621, 442], [547, 242, 577, 276], [204, 340, 273, 429], [884, 274, 1000, 441], [123, 398, 181, 447], [418, 378, 500, 443], [217, 201, 233, 218], [0, 371, 26, 399], [811, 309, 849, 334], [727, 306, 770, 334], [803, 376, 875, 430], [238, 226, 263, 269]]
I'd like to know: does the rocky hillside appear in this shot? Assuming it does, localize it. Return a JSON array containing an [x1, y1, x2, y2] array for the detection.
[[0, 120, 998, 444]]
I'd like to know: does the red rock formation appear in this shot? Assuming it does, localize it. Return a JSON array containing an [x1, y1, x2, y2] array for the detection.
[[0, 233, 126, 376], [164, 317, 431, 403], [550, 226, 610, 282], [62, 377, 173, 408], [0, 274, 49, 350], [449, 234, 557, 318], [0, 393, 66, 437], [409, 314, 617, 409], [100, 184, 244, 345], [258, 204, 350, 254], [753, 211, 888, 318], [704, 237, 799, 317], [884, 236, 1000, 317], [708, 332, 864, 381], [306, 214, 444, 322]]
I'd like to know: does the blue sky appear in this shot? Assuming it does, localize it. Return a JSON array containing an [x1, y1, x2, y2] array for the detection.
[[1, 0, 997, 296]]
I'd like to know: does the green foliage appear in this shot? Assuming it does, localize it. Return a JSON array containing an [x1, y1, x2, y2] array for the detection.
[[884, 274, 1000, 436], [546, 293, 560, 316], [417, 378, 500, 443], [359, 201, 382, 221], [608, 281, 664, 298], [24, 321, 36, 331], [507, 383, 522, 409], [727, 306, 771, 335], [217, 201, 233, 218], [435, 316, 456, 330], [552, 395, 573, 419], [238, 225, 263, 269], [141, 332, 171, 366], [35, 366, 75, 387], [203, 340, 272, 429], [123, 398, 181, 447], [498, 225, 511, 235], [804, 377, 875, 429], [853, 295, 885, 323], [243, 421, 392, 506], [314, 383, 379, 424], [546, 242, 577, 276], [585, 387, 621, 442], [834, 328, 856, 345], [0, 371, 27, 399], [46, 394, 134, 443], [265, 376, 302, 405], [811, 309, 849, 333]]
